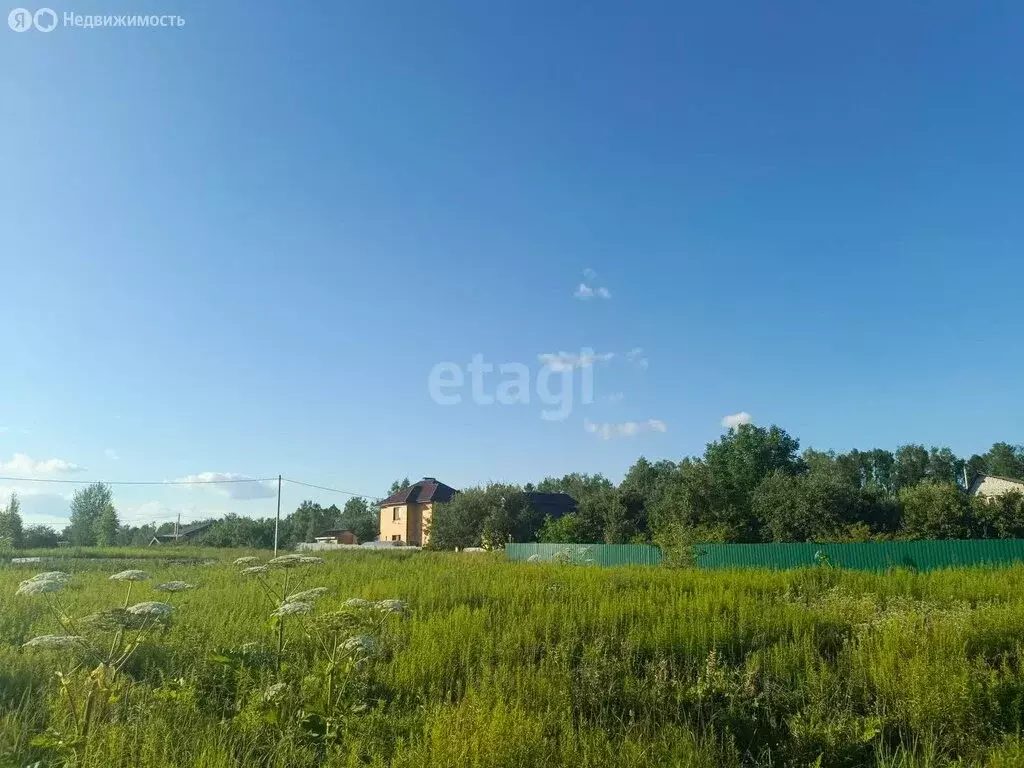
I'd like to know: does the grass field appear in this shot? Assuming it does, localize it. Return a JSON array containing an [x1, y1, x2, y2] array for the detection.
[[4, 549, 1024, 767]]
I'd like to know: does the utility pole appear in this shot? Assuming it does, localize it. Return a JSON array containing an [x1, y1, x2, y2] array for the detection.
[[175, 512, 180, 539], [273, 474, 282, 556]]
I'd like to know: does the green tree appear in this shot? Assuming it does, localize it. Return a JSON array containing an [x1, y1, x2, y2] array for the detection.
[[93, 502, 120, 546], [615, 457, 678, 542], [428, 488, 490, 550], [22, 524, 60, 548], [388, 477, 411, 495], [982, 443, 1024, 480], [894, 445, 930, 491], [67, 483, 115, 546], [898, 482, 974, 539], [0, 492, 25, 548], [973, 491, 1024, 539], [340, 497, 379, 543]]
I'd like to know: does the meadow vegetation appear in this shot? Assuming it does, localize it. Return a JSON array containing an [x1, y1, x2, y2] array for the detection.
[[4, 548, 1024, 767]]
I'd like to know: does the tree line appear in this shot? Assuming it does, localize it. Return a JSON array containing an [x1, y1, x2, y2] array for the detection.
[[427, 426, 1024, 549], [0, 479, 412, 550], [3, 430, 1024, 552]]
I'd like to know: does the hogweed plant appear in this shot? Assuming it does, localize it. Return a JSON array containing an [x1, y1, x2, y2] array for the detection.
[[234, 554, 325, 670], [14, 569, 195, 760]]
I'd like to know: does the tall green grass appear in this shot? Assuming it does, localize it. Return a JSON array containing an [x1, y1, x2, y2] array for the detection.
[[3, 549, 1024, 766]]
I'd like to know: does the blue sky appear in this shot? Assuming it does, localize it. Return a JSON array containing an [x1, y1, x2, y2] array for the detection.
[[2, 1, 1022, 528]]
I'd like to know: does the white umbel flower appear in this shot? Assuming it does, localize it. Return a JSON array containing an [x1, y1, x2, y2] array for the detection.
[[340, 634, 377, 656], [375, 599, 408, 614], [153, 581, 195, 592], [25, 571, 71, 583], [343, 598, 372, 609], [241, 565, 270, 575], [272, 601, 313, 617], [233, 556, 260, 566], [126, 601, 173, 618], [16, 578, 66, 596], [285, 587, 328, 603], [109, 570, 150, 582], [23, 635, 84, 649], [267, 555, 303, 568]]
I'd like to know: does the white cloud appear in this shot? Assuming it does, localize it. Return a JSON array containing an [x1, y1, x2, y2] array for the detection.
[[0, 453, 85, 476], [626, 347, 644, 360], [601, 392, 625, 404], [573, 269, 611, 300], [104, 448, 120, 461], [173, 472, 277, 500], [584, 419, 668, 440], [721, 411, 753, 430], [538, 351, 615, 372], [0, 485, 72, 527]]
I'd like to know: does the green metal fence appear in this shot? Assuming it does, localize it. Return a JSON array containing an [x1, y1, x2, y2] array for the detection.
[[506, 539, 1024, 571]]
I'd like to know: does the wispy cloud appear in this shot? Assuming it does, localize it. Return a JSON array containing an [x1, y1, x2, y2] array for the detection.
[[721, 411, 753, 430], [584, 419, 667, 440], [104, 448, 120, 461], [573, 269, 612, 300], [626, 347, 649, 369], [538, 350, 614, 372], [601, 392, 625, 404], [0, 454, 85, 476], [0, 426, 8, 434], [173, 472, 277, 501]]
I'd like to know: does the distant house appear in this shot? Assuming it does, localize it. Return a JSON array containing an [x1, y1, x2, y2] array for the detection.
[[969, 474, 1024, 499], [379, 477, 459, 546], [314, 529, 358, 545], [149, 522, 213, 546]]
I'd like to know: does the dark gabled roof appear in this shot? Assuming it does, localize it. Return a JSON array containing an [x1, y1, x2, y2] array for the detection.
[[525, 491, 577, 519], [379, 477, 459, 506], [153, 522, 213, 542]]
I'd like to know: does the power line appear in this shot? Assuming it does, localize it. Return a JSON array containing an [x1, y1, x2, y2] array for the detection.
[[283, 478, 374, 499], [0, 475, 277, 486]]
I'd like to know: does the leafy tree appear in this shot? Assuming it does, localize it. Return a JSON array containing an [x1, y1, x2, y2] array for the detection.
[[428, 488, 490, 549], [287, 500, 341, 545], [615, 457, 678, 542], [388, 477, 411, 495], [899, 482, 974, 539], [22, 524, 60, 549], [340, 497, 379, 543], [926, 447, 966, 486], [481, 485, 547, 547], [0, 492, 24, 548], [982, 443, 1024, 480], [67, 483, 115, 546], [973, 491, 1024, 539], [894, 445, 931, 491], [93, 502, 120, 546]]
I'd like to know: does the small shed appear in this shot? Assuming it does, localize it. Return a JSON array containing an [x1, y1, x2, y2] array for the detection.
[[314, 529, 358, 545]]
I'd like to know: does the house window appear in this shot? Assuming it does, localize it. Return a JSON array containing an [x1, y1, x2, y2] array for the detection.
[[393, 506, 402, 521], [391, 535, 401, 541]]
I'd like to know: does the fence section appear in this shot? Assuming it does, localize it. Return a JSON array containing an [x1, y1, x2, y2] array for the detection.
[[506, 539, 1024, 571]]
